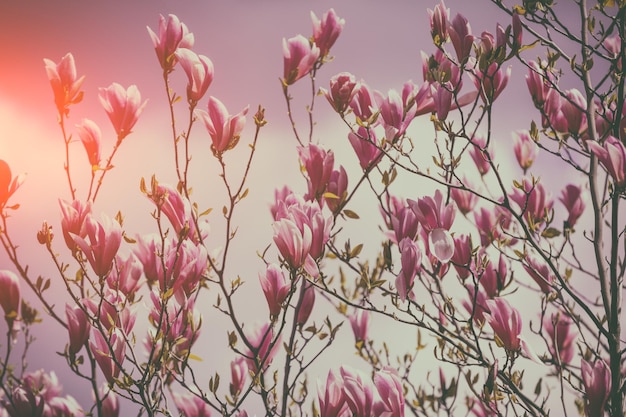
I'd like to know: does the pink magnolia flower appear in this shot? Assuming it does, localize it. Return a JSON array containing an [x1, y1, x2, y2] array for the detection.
[[0, 270, 20, 329], [273, 217, 312, 269], [428, 0, 450, 44], [485, 298, 523, 352], [229, 357, 248, 398], [448, 13, 474, 64], [463, 285, 490, 324], [373, 367, 405, 417], [175, 48, 214, 104], [510, 178, 553, 227], [259, 264, 290, 319], [513, 130, 538, 172], [387, 202, 419, 244], [450, 180, 478, 216], [4, 386, 44, 417], [318, 370, 348, 417], [172, 392, 211, 417], [0, 160, 25, 210], [99, 83, 147, 140], [525, 60, 554, 108], [348, 127, 383, 171], [298, 143, 335, 202], [71, 213, 122, 277], [560, 88, 587, 136], [106, 252, 143, 301], [396, 238, 422, 302], [543, 311, 576, 365], [296, 281, 316, 326], [349, 309, 369, 342], [512, 13, 523, 50], [472, 62, 512, 104], [43, 53, 85, 116], [350, 82, 377, 123], [98, 386, 119, 417], [147, 14, 194, 72], [323, 72, 358, 114], [587, 135, 626, 189], [325, 166, 349, 214], [147, 183, 199, 242], [340, 367, 375, 417], [408, 189, 456, 232], [559, 184, 586, 228], [197, 96, 249, 156], [76, 119, 102, 168], [59, 199, 92, 253], [282, 35, 320, 85], [377, 88, 415, 140], [451, 234, 472, 280], [479, 254, 508, 298], [65, 304, 90, 355], [244, 322, 279, 373], [47, 396, 85, 417], [84, 292, 136, 335], [581, 358, 611, 417], [91, 328, 126, 384], [469, 134, 493, 176], [311, 8, 344, 58], [523, 256, 555, 293], [429, 228, 455, 263]]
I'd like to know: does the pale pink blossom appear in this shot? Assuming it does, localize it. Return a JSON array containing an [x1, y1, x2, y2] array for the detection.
[[350, 82, 377, 122], [147, 14, 194, 72], [259, 264, 290, 319], [448, 13, 474, 64], [65, 304, 90, 355], [513, 130, 538, 172], [91, 328, 126, 384], [76, 119, 102, 168], [510, 178, 553, 227], [71, 213, 122, 277], [175, 48, 214, 104], [3, 386, 44, 417], [197, 96, 248, 155], [98, 386, 119, 417], [273, 217, 312, 269], [43, 53, 85, 116], [396, 238, 422, 302], [106, 252, 143, 301], [283, 35, 320, 85], [429, 228, 455, 263], [587, 135, 626, 188], [99, 83, 147, 140], [311, 9, 344, 58], [428, 0, 450, 44], [581, 359, 611, 417], [348, 127, 383, 171], [544, 311, 576, 365], [559, 184, 586, 228], [0, 270, 20, 329], [318, 370, 348, 417], [296, 282, 316, 326], [84, 292, 136, 334], [485, 298, 522, 352], [0, 160, 25, 210], [229, 357, 248, 398], [525, 60, 554, 108], [298, 143, 335, 202], [59, 199, 92, 253], [340, 367, 375, 417], [408, 189, 456, 232], [244, 323, 279, 373], [172, 392, 211, 417], [472, 62, 512, 103], [349, 309, 369, 343], [373, 367, 405, 417], [323, 72, 358, 114]]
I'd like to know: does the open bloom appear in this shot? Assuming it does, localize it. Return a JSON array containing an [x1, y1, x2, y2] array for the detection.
[[323, 72, 358, 114], [510, 178, 553, 227], [587, 135, 626, 189], [581, 358, 611, 417], [408, 189, 456, 232], [147, 14, 194, 72], [59, 199, 92, 253], [0, 160, 25, 210], [175, 48, 214, 104], [513, 130, 538, 172], [428, 0, 449, 44], [91, 329, 126, 384], [230, 357, 248, 398], [197, 96, 248, 155], [172, 392, 211, 417], [44, 53, 85, 116], [0, 270, 20, 329], [485, 298, 523, 352], [311, 8, 344, 57], [282, 35, 320, 85], [99, 83, 147, 140], [71, 214, 122, 277], [373, 368, 405, 417], [348, 127, 383, 171], [318, 370, 348, 417], [76, 119, 102, 168], [341, 367, 374, 417]]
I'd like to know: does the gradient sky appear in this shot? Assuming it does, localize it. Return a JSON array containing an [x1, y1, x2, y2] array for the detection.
[[0, 0, 587, 413]]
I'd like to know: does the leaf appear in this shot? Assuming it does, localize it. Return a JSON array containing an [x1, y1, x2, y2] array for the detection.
[[350, 243, 363, 258], [343, 209, 360, 219], [541, 227, 561, 238], [188, 353, 203, 362]]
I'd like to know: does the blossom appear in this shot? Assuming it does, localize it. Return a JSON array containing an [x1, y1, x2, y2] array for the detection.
[[3, 386, 44, 417], [296, 282, 316, 326], [298, 143, 335, 202], [229, 358, 248, 398], [273, 217, 312, 269], [65, 304, 90, 355], [479, 254, 508, 298], [147, 14, 194, 72], [408, 189, 456, 232], [197, 96, 249, 155], [323, 72, 358, 114], [350, 82, 377, 122], [428, 228, 455, 263], [581, 358, 611, 417], [75, 119, 102, 168], [510, 178, 553, 227], [559, 184, 586, 228], [244, 323, 279, 373], [0, 270, 20, 329], [373, 368, 405, 417], [0, 159, 25, 210], [175, 48, 214, 104], [43, 53, 85, 116], [450, 234, 472, 280], [469, 134, 493, 176], [318, 370, 348, 417], [325, 166, 348, 214], [472, 62, 512, 104], [428, 0, 450, 44], [485, 298, 522, 352], [311, 8, 344, 58], [99, 83, 147, 140], [341, 367, 375, 417], [450, 180, 478, 216], [513, 130, 538, 172], [172, 392, 211, 417], [98, 386, 119, 417], [543, 311, 576, 365], [396, 238, 422, 302], [106, 252, 144, 301], [259, 264, 290, 319], [523, 256, 555, 293], [71, 213, 122, 277], [525, 60, 553, 108], [448, 13, 474, 64], [59, 199, 92, 253], [282, 35, 320, 85], [587, 135, 626, 189], [91, 328, 126, 384], [349, 309, 369, 343], [348, 127, 383, 171]]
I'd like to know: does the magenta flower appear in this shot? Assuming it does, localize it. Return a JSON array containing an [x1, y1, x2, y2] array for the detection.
[[148, 183, 199, 241], [296, 281, 316, 326], [300, 143, 335, 202], [448, 13, 474, 64], [479, 255, 508, 298], [450, 180, 478, 216], [259, 264, 290, 319], [523, 256, 555, 293], [0, 159, 25, 210], [282, 35, 320, 85], [472, 62, 512, 104], [4, 386, 44, 417], [71, 213, 122, 277], [340, 367, 375, 417], [59, 199, 92, 253], [99, 83, 147, 140], [428, 0, 449, 44], [90, 328, 126, 384], [561, 88, 587, 136], [147, 14, 194, 72], [323, 72, 358, 114], [98, 386, 119, 417], [581, 358, 611, 417], [587, 135, 626, 189], [387, 202, 419, 244], [432, 81, 454, 121], [65, 304, 90, 355], [559, 184, 586, 228], [350, 82, 377, 122], [408, 189, 456, 232], [543, 312, 576, 365], [373, 367, 405, 417], [84, 292, 136, 334], [318, 370, 348, 417], [244, 322, 279, 373], [348, 127, 383, 171], [377, 88, 415, 140], [311, 8, 344, 58], [197, 96, 249, 156], [325, 166, 348, 214], [229, 357, 248, 398], [0, 270, 20, 329], [106, 252, 143, 300], [485, 298, 522, 352], [349, 309, 369, 343], [469, 134, 493, 176], [513, 130, 538, 172], [175, 48, 214, 104], [525, 60, 554, 108], [396, 238, 422, 302], [273, 217, 312, 269], [43, 53, 85, 116], [451, 234, 472, 280], [510, 178, 554, 227], [76, 119, 102, 168], [172, 392, 211, 417]]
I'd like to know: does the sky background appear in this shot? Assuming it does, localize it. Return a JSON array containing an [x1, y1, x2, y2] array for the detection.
[[0, 0, 590, 414]]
